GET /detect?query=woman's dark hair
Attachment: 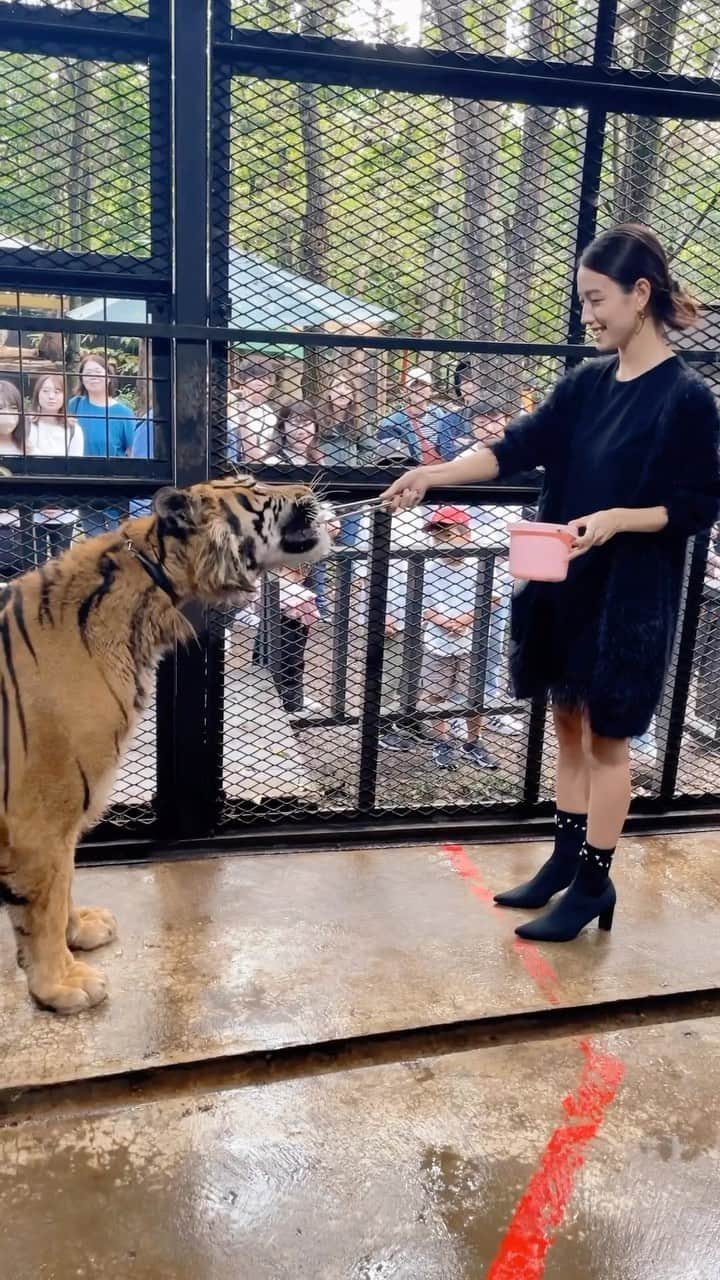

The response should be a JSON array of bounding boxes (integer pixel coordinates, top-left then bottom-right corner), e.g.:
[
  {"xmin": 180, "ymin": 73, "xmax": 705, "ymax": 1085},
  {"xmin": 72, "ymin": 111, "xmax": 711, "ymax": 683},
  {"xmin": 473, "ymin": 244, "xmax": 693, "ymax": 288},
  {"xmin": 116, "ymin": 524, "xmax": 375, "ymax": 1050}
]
[
  {"xmin": 275, "ymin": 399, "xmax": 320, "ymax": 460},
  {"xmin": 0, "ymin": 379, "xmax": 27, "ymax": 451},
  {"xmin": 76, "ymin": 352, "xmax": 118, "ymax": 398},
  {"xmin": 580, "ymin": 223, "xmax": 699, "ymax": 331}
]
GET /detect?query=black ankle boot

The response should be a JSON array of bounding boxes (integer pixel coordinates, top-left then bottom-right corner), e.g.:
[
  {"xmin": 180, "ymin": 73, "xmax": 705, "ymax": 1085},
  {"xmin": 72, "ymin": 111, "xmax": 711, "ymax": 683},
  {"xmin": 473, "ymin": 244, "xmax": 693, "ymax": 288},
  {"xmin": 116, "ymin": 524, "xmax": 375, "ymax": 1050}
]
[
  {"xmin": 514, "ymin": 877, "xmax": 615, "ymax": 942},
  {"xmin": 494, "ymin": 810, "xmax": 586, "ymax": 910},
  {"xmin": 514, "ymin": 841, "xmax": 616, "ymax": 942}
]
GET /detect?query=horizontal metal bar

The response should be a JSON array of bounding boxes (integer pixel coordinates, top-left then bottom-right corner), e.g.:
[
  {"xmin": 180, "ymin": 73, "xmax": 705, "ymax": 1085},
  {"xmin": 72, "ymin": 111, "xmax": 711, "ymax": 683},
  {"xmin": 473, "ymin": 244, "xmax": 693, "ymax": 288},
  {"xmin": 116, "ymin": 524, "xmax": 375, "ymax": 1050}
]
[
  {"xmin": 76, "ymin": 799, "xmax": 720, "ymax": 862},
  {"xmin": 0, "ymin": 465, "xmax": 170, "ymax": 491},
  {"xmin": 247, "ymin": 466, "xmax": 543, "ymax": 497},
  {"xmin": 0, "ymin": 313, "xmax": 587, "ymax": 352},
  {"xmin": 0, "ymin": 265, "xmax": 169, "ymax": 299},
  {"xmin": 221, "ymin": 32, "xmax": 720, "ymax": 121},
  {"xmin": 0, "ymin": 313, "xmax": 716, "ymax": 364},
  {"xmin": 0, "ymin": 6, "xmax": 165, "ymax": 55}
]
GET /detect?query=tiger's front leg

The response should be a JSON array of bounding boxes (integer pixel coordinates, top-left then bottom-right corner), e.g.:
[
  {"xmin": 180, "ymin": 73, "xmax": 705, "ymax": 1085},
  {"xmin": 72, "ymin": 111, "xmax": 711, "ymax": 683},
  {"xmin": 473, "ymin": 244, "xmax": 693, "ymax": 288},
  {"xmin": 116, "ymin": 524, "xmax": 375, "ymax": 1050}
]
[{"xmin": 3, "ymin": 842, "xmax": 108, "ymax": 1014}]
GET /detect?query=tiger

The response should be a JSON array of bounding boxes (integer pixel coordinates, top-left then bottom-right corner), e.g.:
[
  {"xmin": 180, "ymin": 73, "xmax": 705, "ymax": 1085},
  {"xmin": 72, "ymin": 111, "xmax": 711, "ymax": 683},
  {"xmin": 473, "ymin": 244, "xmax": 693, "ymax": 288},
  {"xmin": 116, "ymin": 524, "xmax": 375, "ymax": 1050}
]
[{"xmin": 0, "ymin": 476, "xmax": 331, "ymax": 1014}]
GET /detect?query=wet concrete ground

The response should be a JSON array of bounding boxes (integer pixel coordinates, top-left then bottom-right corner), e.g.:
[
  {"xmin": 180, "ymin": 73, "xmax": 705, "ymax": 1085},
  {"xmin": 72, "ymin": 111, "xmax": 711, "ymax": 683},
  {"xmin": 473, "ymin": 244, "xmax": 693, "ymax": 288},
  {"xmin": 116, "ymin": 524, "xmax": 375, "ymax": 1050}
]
[
  {"xmin": 1, "ymin": 835, "xmax": 720, "ymax": 1276},
  {"xmin": 2, "ymin": 833, "xmax": 719, "ymax": 1088}
]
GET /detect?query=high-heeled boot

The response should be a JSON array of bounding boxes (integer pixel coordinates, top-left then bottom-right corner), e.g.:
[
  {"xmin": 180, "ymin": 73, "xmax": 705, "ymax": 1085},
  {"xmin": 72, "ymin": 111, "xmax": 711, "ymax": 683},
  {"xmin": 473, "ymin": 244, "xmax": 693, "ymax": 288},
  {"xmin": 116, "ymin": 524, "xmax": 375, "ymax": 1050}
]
[
  {"xmin": 494, "ymin": 809, "xmax": 586, "ymax": 909},
  {"xmin": 515, "ymin": 841, "xmax": 616, "ymax": 942}
]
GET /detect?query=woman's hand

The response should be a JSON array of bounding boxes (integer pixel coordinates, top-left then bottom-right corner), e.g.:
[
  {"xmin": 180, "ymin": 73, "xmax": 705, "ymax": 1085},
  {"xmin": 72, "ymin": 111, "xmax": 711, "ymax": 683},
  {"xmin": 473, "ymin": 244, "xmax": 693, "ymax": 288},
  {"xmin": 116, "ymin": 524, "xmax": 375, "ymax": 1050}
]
[
  {"xmin": 568, "ymin": 509, "xmax": 624, "ymax": 559},
  {"xmin": 381, "ymin": 466, "xmax": 432, "ymax": 511}
]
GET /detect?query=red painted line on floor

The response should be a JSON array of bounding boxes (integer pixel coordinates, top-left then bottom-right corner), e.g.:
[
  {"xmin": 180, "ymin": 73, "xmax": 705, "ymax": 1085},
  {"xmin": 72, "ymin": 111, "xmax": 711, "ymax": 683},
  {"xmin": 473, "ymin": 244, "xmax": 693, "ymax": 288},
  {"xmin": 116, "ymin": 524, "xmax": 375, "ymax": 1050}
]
[
  {"xmin": 511, "ymin": 938, "xmax": 563, "ymax": 1007},
  {"xmin": 440, "ymin": 843, "xmax": 563, "ymax": 1004},
  {"xmin": 486, "ymin": 1039, "xmax": 625, "ymax": 1280},
  {"xmin": 441, "ymin": 841, "xmax": 495, "ymax": 904}
]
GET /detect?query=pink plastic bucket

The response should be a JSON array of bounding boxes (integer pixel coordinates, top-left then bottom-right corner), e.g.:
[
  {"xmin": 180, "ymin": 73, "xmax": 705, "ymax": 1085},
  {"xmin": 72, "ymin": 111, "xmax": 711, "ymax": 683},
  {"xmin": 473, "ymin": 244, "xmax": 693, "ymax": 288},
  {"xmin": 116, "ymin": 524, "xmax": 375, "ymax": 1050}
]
[{"xmin": 508, "ymin": 521, "xmax": 574, "ymax": 582}]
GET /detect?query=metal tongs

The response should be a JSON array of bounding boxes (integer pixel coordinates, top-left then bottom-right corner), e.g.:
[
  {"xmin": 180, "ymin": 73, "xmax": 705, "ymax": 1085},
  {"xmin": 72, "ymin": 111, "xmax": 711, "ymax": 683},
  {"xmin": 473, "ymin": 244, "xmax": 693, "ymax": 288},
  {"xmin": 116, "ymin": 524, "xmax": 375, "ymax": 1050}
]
[{"xmin": 325, "ymin": 496, "xmax": 390, "ymax": 521}]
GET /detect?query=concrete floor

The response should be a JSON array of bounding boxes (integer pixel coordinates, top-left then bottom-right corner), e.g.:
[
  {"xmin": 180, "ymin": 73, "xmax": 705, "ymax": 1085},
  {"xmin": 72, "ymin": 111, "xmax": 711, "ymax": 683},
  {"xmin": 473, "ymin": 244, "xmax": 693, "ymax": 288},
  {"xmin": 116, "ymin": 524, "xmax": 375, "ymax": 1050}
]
[
  {"xmin": 2, "ymin": 834, "xmax": 719, "ymax": 1089},
  {"xmin": 1, "ymin": 835, "xmax": 720, "ymax": 1277}
]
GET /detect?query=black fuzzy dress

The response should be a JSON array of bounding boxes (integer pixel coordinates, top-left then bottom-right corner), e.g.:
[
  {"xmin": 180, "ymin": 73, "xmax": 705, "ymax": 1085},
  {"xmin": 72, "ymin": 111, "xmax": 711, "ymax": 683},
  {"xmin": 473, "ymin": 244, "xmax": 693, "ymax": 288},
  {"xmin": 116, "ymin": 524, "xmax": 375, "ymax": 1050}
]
[{"xmin": 490, "ymin": 356, "xmax": 720, "ymax": 738}]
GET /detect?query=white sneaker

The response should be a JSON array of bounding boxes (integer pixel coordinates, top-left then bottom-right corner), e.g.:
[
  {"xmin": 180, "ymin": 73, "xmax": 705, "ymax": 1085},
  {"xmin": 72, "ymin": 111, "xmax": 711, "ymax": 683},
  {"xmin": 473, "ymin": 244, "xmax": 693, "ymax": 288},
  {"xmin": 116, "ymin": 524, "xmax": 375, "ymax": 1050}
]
[
  {"xmin": 288, "ymin": 700, "xmax": 322, "ymax": 720},
  {"xmin": 486, "ymin": 714, "xmax": 523, "ymax": 736},
  {"xmin": 232, "ymin": 608, "xmax": 259, "ymax": 628}
]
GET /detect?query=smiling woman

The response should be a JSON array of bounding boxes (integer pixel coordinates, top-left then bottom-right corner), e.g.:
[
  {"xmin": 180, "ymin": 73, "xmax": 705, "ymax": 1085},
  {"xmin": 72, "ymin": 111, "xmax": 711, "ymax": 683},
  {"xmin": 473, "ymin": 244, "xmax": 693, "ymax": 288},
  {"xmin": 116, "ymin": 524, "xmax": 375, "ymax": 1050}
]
[{"xmin": 383, "ymin": 223, "xmax": 720, "ymax": 944}]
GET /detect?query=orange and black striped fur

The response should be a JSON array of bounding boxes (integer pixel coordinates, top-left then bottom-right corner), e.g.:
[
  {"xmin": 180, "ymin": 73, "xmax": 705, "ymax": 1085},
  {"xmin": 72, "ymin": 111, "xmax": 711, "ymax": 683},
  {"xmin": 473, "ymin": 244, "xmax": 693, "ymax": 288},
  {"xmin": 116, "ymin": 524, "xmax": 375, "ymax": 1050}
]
[{"xmin": 0, "ymin": 476, "xmax": 330, "ymax": 1014}]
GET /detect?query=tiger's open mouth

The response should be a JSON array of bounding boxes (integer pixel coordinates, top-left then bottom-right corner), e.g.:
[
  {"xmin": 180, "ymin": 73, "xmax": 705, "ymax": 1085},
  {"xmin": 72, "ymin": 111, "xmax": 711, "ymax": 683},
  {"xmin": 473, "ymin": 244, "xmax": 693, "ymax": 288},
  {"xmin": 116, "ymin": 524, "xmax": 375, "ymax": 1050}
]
[
  {"xmin": 280, "ymin": 529, "xmax": 320, "ymax": 555},
  {"xmin": 278, "ymin": 499, "xmax": 324, "ymax": 558}
]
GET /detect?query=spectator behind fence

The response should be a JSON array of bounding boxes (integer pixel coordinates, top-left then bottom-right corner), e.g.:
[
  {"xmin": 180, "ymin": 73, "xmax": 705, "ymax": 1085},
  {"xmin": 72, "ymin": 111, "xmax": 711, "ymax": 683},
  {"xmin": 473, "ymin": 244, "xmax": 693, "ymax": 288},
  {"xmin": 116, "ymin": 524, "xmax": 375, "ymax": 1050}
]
[
  {"xmin": 69, "ymin": 354, "xmax": 133, "ymax": 538},
  {"xmin": 0, "ymin": 379, "xmax": 28, "ymax": 459},
  {"xmin": 28, "ymin": 373, "xmax": 82, "ymax": 559},
  {"xmin": 131, "ymin": 365, "xmax": 154, "ymax": 461},
  {"xmin": 129, "ymin": 380, "xmax": 154, "ymax": 518},
  {"xmin": 457, "ymin": 401, "xmax": 508, "ymax": 456},
  {"xmin": 29, "ymin": 373, "xmax": 84, "ymax": 459},
  {"xmin": 313, "ymin": 379, "xmax": 375, "ymax": 620},
  {"xmin": 420, "ymin": 507, "xmax": 499, "ymax": 772},
  {"xmin": 0, "ymin": 380, "xmax": 29, "ymax": 579},
  {"xmin": 316, "ymin": 378, "xmax": 369, "ymax": 468},
  {"xmin": 378, "ymin": 555, "xmax": 427, "ymax": 752},
  {"xmin": 265, "ymin": 400, "xmax": 328, "ymax": 613},
  {"xmin": 377, "ymin": 366, "xmax": 445, "ymax": 465},
  {"xmin": 226, "ymin": 359, "xmax": 277, "ymax": 465},
  {"xmin": 253, "ymin": 567, "xmax": 322, "ymax": 718},
  {"xmin": 68, "ymin": 354, "xmax": 134, "ymax": 458},
  {"xmin": 265, "ymin": 399, "xmax": 320, "ymax": 466}
]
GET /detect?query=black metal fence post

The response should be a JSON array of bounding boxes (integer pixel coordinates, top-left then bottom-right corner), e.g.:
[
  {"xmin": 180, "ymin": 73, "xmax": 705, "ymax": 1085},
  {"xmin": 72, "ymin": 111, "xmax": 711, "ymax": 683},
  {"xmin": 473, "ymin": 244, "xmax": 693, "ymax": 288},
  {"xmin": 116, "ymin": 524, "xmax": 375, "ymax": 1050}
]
[
  {"xmin": 357, "ymin": 508, "xmax": 392, "ymax": 811},
  {"xmin": 467, "ymin": 553, "xmax": 494, "ymax": 712},
  {"xmin": 331, "ymin": 551, "xmax": 353, "ymax": 718},
  {"xmin": 659, "ymin": 534, "xmax": 711, "ymax": 801},
  {"xmin": 565, "ymin": 0, "xmax": 618, "ymax": 353},
  {"xmin": 156, "ymin": 0, "xmax": 215, "ymax": 841},
  {"xmin": 399, "ymin": 555, "xmax": 425, "ymax": 718}
]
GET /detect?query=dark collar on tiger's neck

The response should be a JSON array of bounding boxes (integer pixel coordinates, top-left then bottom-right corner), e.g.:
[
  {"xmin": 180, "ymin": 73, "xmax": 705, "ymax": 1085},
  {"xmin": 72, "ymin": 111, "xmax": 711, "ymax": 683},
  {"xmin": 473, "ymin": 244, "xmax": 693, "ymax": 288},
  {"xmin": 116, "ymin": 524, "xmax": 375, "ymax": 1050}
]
[{"xmin": 124, "ymin": 538, "xmax": 179, "ymax": 606}]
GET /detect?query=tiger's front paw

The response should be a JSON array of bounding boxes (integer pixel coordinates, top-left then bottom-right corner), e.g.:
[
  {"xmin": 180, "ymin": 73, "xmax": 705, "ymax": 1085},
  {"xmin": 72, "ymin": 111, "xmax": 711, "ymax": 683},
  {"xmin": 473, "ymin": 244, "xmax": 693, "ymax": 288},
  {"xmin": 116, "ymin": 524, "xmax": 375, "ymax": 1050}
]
[
  {"xmin": 67, "ymin": 906, "xmax": 118, "ymax": 951},
  {"xmin": 30, "ymin": 959, "xmax": 108, "ymax": 1015}
]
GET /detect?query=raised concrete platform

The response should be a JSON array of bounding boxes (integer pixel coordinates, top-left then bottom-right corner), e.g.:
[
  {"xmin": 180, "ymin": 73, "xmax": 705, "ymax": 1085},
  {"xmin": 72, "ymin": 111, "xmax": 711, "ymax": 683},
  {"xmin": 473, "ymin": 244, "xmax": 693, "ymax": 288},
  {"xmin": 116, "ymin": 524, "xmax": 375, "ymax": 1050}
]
[{"xmin": 1, "ymin": 832, "xmax": 719, "ymax": 1089}]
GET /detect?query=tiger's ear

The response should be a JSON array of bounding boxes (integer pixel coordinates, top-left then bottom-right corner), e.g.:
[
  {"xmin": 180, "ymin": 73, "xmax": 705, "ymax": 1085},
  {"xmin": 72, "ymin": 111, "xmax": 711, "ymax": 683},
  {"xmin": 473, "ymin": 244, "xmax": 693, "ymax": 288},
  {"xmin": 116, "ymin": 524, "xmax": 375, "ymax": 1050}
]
[{"xmin": 153, "ymin": 486, "xmax": 202, "ymax": 538}]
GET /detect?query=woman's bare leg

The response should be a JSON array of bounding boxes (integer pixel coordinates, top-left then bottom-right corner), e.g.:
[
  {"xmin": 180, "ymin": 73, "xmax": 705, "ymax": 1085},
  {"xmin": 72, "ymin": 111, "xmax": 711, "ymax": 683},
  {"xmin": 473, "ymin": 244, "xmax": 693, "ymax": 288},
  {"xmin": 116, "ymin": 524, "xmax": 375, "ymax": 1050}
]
[
  {"xmin": 586, "ymin": 729, "xmax": 632, "ymax": 849},
  {"xmin": 553, "ymin": 704, "xmax": 590, "ymax": 813}
]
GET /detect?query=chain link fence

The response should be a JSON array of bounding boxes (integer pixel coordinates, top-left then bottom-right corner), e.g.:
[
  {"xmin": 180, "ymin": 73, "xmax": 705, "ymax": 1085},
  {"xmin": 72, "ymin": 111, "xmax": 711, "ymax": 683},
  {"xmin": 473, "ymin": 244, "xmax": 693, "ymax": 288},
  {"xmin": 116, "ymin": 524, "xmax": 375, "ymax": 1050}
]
[{"xmin": 0, "ymin": 1, "xmax": 718, "ymax": 851}]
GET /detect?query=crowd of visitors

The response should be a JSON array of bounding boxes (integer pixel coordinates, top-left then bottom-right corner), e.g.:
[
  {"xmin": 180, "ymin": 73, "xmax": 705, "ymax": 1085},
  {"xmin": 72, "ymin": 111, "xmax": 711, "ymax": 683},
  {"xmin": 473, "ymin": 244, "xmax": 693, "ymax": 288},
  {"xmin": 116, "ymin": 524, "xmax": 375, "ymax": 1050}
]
[{"xmin": 0, "ymin": 350, "xmax": 523, "ymax": 768}]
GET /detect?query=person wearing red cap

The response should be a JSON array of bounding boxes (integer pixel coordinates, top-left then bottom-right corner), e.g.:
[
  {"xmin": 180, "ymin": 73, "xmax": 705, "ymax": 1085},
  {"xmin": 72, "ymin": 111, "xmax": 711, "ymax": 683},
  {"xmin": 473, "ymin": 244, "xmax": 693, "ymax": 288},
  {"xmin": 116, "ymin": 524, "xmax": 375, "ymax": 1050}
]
[
  {"xmin": 420, "ymin": 507, "xmax": 499, "ymax": 771},
  {"xmin": 383, "ymin": 225, "xmax": 720, "ymax": 944}
]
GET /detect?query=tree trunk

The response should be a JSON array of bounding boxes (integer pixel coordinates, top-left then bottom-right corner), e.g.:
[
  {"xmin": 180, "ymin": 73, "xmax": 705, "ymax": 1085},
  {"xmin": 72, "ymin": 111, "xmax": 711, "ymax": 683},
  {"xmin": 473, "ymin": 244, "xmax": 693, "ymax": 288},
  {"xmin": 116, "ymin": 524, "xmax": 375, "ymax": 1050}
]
[
  {"xmin": 66, "ymin": 0, "xmax": 97, "ymax": 367},
  {"xmin": 502, "ymin": 1, "xmax": 555, "ymax": 342},
  {"xmin": 615, "ymin": 0, "xmax": 682, "ymax": 223},
  {"xmin": 421, "ymin": 129, "xmax": 455, "ymax": 372},
  {"xmin": 501, "ymin": 0, "xmax": 556, "ymax": 404},
  {"xmin": 297, "ymin": 83, "xmax": 330, "ymax": 283},
  {"xmin": 296, "ymin": 1, "xmax": 336, "ymax": 401},
  {"xmin": 431, "ymin": 1, "xmax": 508, "ymax": 343}
]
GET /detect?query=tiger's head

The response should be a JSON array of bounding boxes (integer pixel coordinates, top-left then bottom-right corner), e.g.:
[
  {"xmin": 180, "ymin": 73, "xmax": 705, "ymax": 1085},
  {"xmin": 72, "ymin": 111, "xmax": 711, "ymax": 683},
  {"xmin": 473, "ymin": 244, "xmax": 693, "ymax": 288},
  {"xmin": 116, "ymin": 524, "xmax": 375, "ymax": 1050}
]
[{"xmin": 141, "ymin": 475, "xmax": 331, "ymax": 605}]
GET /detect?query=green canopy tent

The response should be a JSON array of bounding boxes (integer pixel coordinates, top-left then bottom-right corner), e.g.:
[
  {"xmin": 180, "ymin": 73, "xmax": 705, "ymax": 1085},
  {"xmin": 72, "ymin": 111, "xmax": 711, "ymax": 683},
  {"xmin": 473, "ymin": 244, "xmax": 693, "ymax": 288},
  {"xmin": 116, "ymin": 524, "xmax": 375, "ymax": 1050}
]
[{"xmin": 68, "ymin": 249, "xmax": 397, "ymax": 335}]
